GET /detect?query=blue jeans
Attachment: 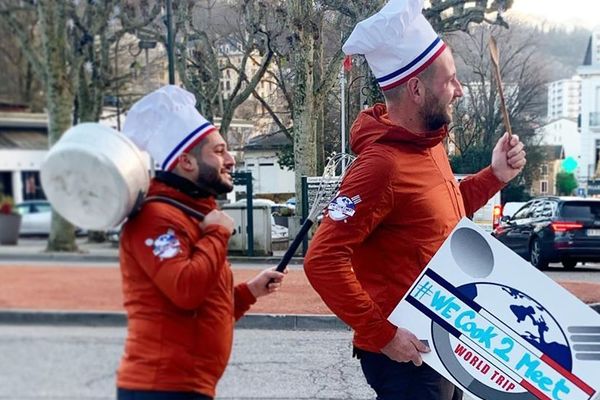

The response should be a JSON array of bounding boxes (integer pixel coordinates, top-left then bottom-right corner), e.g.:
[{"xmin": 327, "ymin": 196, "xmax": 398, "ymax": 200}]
[
  {"xmin": 356, "ymin": 348, "xmax": 463, "ymax": 400},
  {"xmin": 117, "ymin": 388, "xmax": 212, "ymax": 400}
]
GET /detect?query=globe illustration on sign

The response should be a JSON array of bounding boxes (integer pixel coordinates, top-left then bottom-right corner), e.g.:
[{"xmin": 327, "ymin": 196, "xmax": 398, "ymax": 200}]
[{"xmin": 457, "ymin": 282, "xmax": 572, "ymax": 371}]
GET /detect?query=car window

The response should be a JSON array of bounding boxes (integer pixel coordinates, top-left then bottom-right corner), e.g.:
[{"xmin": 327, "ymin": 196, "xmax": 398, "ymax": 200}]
[
  {"xmin": 561, "ymin": 202, "xmax": 600, "ymax": 220},
  {"xmin": 512, "ymin": 202, "xmax": 532, "ymax": 220},
  {"xmin": 540, "ymin": 201, "xmax": 554, "ymax": 218},
  {"xmin": 530, "ymin": 201, "xmax": 545, "ymax": 219}
]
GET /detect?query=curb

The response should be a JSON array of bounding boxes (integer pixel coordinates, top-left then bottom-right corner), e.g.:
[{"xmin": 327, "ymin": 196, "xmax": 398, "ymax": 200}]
[
  {"xmin": 0, "ymin": 253, "xmax": 304, "ymax": 265},
  {"xmin": 229, "ymin": 256, "xmax": 304, "ymax": 265},
  {"xmin": 2, "ymin": 306, "xmax": 599, "ymax": 329},
  {"xmin": 0, "ymin": 310, "xmax": 126, "ymax": 326},
  {"xmin": 0, "ymin": 253, "xmax": 120, "ymax": 263},
  {"xmin": 236, "ymin": 314, "xmax": 348, "ymax": 331},
  {"xmin": 0, "ymin": 310, "xmax": 347, "ymax": 331}
]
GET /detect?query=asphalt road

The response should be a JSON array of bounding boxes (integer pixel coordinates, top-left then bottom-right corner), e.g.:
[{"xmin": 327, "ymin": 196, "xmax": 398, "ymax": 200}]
[
  {"xmin": 544, "ymin": 262, "xmax": 600, "ymax": 283},
  {"xmin": 0, "ymin": 325, "xmax": 374, "ymax": 400}
]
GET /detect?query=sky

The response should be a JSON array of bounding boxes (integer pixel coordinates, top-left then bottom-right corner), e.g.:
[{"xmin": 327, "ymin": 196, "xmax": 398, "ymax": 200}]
[{"xmin": 507, "ymin": 0, "xmax": 600, "ymax": 30}]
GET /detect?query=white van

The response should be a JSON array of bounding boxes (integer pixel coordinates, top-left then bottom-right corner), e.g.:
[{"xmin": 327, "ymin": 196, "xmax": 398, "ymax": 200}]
[
  {"xmin": 501, "ymin": 201, "xmax": 527, "ymax": 219},
  {"xmin": 454, "ymin": 174, "xmax": 502, "ymax": 233}
]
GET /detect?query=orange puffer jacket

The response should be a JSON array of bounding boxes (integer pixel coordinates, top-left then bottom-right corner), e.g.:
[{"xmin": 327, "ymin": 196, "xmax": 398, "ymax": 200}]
[
  {"xmin": 305, "ymin": 104, "xmax": 505, "ymax": 353},
  {"xmin": 117, "ymin": 178, "xmax": 255, "ymax": 398}
]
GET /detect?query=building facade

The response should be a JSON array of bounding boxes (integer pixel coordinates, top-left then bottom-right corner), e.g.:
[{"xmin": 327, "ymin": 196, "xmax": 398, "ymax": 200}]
[
  {"xmin": 239, "ymin": 132, "xmax": 295, "ymax": 200},
  {"xmin": 530, "ymin": 146, "xmax": 565, "ymax": 197},
  {"xmin": 547, "ymin": 77, "xmax": 581, "ymax": 121},
  {"xmin": 536, "ymin": 118, "xmax": 579, "ymax": 160},
  {"xmin": 577, "ymin": 28, "xmax": 600, "ymax": 190}
]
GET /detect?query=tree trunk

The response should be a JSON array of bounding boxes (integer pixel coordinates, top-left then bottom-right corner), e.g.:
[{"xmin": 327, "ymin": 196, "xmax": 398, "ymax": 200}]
[
  {"xmin": 78, "ymin": 33, "xmax": 109, "ymax": 243},
  {"xmin": 39, "ymin": 0, "xmax": 77, "ymax": 251},
  {"xmin": 288, "ymin": 0, "xmax": 317, "ymax": 215},
  {"xmin": 314, "ymin": 19, "xmax": 325, "ymax": 175}
]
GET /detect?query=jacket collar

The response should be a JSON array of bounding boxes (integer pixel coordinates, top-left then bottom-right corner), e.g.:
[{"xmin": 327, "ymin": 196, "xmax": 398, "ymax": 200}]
[{"xmin": 155, "ymin": 171, "xmax": 217, "ymax": 198}]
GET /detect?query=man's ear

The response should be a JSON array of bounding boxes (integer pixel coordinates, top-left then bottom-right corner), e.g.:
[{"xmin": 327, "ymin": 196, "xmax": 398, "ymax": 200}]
[
  {"xmin": 177, "ymin": 153, "xmax": 196, "ymax": 172},
  {"xmin": 406, "ymin": 77, "xmax": 426, "ymax": 105}
]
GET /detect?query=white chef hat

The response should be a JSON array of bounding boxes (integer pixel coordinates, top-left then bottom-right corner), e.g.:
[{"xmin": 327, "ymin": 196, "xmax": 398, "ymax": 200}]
[
  {"xmin": 342, "ymin": 0, "xmax": 446, "ymax": 91},
  {"xmin": 122, "ymin": 85, "xmax": 217, "ymax": 171}
]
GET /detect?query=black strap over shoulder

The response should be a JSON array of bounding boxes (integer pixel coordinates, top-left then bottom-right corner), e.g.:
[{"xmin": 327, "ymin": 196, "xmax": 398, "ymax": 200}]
[
  {"xmin": 128, "ymin": 192, "xmax": 235, "ymax": 235},
  {"xmin": 143, "ymin": 196, "xmax": 206, "ymax": 222},
  {"xmin": 127, "ymin": 191, "xmax": 205, "ymax": 222}
]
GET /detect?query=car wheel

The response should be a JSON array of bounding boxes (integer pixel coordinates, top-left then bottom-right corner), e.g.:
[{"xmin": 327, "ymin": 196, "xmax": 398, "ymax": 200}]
[
  {"xmin": 561, "ymin": 260, "xmax": 577, "ymax": 270},
  {"xmin": 529, "ymin": 237, "xmax": 549, "ymax": 270}
]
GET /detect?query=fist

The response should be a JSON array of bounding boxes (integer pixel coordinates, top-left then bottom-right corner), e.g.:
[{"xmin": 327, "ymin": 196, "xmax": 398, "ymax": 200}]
[{"xmin": 201, "ymin": 210, "xmax": 234, "ymax": 232}]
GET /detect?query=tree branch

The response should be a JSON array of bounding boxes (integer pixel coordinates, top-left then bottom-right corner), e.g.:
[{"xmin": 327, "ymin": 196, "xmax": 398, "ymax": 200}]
[{"xmin": 252, "ymin": 89, "xmax": 292, "ymax": 140}]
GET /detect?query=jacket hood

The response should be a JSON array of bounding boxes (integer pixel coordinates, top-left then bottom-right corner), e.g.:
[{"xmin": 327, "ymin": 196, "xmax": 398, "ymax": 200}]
[{"xmin": 349, "ymin": 103, "xmax": 448, "ymax": 155}]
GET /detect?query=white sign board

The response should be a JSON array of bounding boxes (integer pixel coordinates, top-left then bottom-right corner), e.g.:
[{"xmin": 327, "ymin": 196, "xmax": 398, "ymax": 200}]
[{"xmin": 389, "ymin": 218, "xmax": 600, "ymax": 400}]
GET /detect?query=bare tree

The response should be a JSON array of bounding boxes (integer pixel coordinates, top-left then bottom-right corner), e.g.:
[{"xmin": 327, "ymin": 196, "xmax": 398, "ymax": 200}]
[
  {"xmin": 0, "ymin": 1, "xmax": 83, "ymax": 251},
  {"xmin": 448, "ymin": 23, "xmax": 549, "ymax": 199},
  {"xmin": 0, "ymin": 0, "xmax": 160, "ymax": 250},
  {"xmin": 283, "ymin": 0, "xmax": 384, "ymax": 211},
  {"xmin": 0, "ymin": 12, "xmax": 44, "ymax": 110},
  {"xmin": 172, "ymin": 0, "xmax": 282, "ymax": 142}
]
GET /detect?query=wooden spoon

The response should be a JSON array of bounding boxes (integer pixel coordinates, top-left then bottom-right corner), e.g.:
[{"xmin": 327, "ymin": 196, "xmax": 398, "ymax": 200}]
[{"xmin": 489, "ymin": 36, "xmax": 513, "ymax": 139}]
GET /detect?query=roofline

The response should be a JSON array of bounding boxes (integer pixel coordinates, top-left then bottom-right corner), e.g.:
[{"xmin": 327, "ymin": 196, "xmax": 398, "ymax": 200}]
[{"xmin": 0, "ymin": 112, "xmax": 48, "ymax": 129}]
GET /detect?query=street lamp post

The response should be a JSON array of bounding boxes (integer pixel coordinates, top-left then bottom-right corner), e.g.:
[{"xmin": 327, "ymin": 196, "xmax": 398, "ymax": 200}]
[
  {"xmin": 166, "ymin": 0, "xmax": 175, "ymax": 85},
  {"xmin": 339, "ymin": 65, "xmax": 347, "ymax": 157}
]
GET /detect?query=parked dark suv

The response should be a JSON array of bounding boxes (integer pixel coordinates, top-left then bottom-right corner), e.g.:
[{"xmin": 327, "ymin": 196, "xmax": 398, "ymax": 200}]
[{"xmin": 492, "ymin": 196, "xmax": 600, "ymax": 269}]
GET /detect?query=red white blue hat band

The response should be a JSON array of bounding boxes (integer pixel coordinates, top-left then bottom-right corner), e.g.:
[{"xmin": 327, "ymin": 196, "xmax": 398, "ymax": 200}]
[
  {"xmin": 377, "ymin": 37, "xmax": 446, "ymax": 90},
  {"xmin": 161, "ymin": 122, "xmax": 216, "ymax": 171}
]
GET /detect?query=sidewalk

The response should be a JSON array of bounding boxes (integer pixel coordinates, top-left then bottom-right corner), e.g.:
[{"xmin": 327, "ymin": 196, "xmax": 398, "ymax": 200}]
[
  {"xmin": 0, "ymin": 237, "xmax": 303, "ymax": 264},
  {"xmin": 1, "ymin": 239, "xmax": 599, "ymax": 328}
]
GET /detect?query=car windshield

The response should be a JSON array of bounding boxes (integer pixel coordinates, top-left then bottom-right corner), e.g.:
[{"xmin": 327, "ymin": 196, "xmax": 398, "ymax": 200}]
[
  {"xmin": 561, "ymin": 202, "xmax": 600, "ymax": 220},
  {"xmin": 15, "ymin": 202, "xmax": 51, "ymax": 215},
  {"xmin": 33, "ymin": 203, "xmax": 52, "ymax": 213}
]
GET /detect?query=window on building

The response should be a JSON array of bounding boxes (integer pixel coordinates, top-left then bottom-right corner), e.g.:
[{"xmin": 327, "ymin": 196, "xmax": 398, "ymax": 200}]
[
  {"xmin": 595, "ymin": 140, "xmax": 600, "ymax": 170},
  {"xmin": 541, "ymin": 164, "xmax": 548, "ymax": 176},
  {"xmin": 540, "ymin": 180, "xmax": 548, "ymax": 194},
  {"xmin": 21, "ymin": 171, "xmax": 44, "ymax": 200},
  {"xmin": 226, "ymin": 81, "xmax": 230, "ymax": 90}
]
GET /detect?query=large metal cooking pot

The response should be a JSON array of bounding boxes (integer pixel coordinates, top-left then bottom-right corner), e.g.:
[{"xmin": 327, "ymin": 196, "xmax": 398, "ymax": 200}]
[{"xmin": 41, "ymin": 123, "xmax": 150, "ymax": 230}]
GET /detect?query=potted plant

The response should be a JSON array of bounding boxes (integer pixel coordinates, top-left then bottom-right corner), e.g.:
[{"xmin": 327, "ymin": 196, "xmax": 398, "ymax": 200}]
[{"xmin": 0, "ymin": 195, "xmax": 22, "ymax": 245}]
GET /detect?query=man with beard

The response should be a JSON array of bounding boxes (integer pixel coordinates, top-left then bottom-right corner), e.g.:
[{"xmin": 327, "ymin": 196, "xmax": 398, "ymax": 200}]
[
  {"xmin": 116, "ymin": 85, "xmax": 285, "ymax": 400},
  {"xmin": 304, "ymin": 0, "xmax": 526, "ymax": 399}
]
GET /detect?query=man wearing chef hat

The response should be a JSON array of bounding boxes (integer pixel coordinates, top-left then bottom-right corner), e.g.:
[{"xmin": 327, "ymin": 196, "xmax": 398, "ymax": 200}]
[
  {"xmin": 115, "ymin": 85, "xmax": 286, "ymax": 400},
  {"xmin": 304, "ymin": 0, "xmax": 526, "ymax": 399}
]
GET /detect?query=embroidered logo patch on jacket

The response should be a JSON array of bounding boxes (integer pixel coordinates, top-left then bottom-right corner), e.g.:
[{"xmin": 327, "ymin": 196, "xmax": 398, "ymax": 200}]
[
  {"xmin": 145, "ymin": 229, "xmax": 181, "ymax": 259},
  {"xmin": 327, "ymin": 195, "xmax": 362, "ymax": 222}
]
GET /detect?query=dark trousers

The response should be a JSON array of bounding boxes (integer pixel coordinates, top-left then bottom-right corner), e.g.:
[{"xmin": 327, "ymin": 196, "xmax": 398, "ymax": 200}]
[
  {"xmin": 117, "ymin": 388, "xmax": 212, "ymax": 400},
  {"xmin": 356, "ymin": 348, "xmax": 463, "ymax": 400}
]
